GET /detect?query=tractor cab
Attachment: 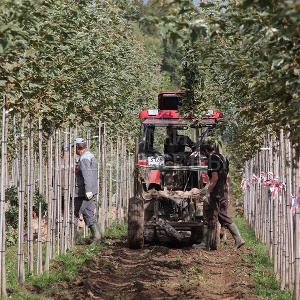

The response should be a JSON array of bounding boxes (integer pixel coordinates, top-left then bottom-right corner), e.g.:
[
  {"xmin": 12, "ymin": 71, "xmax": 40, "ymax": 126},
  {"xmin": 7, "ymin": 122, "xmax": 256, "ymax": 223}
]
[{"xmin": 137, "ymin": 91, "xmax": 223, "ymax": 191}]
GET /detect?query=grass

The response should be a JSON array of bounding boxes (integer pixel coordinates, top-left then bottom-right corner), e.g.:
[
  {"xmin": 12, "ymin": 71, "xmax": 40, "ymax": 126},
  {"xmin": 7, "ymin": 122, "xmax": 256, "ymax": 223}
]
[
  {"xmin": 104, "ymin": 221, "xmax": 128, "ymax": 239},
  {"xmin": 5, "ymin": 222, "xmax": 128, "ymax": 299},
  {"xmin": 234, "ymin": 217, "xmax": 292, "ymax": 300}
]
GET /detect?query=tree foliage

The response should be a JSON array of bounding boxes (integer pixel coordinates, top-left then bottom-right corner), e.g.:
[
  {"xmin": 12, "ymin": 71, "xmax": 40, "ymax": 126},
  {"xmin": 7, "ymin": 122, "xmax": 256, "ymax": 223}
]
[
  {"xmin": 0, "ymin": 0, "xmax": 162, "ymax": 139},
  {"xmin": 161, "ymin": 0, "xmax": 300, "ymax": 167}
]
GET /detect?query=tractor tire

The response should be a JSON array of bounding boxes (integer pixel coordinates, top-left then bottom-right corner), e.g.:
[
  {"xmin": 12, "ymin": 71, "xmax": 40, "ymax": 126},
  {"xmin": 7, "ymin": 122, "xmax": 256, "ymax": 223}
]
[
  {"xmin": 210, "ymin": 222, "xmax": 221, "ymax": 250},
  {"xmin": 128, "ymin": 197, "xmax": 144, "ymax": 249}
]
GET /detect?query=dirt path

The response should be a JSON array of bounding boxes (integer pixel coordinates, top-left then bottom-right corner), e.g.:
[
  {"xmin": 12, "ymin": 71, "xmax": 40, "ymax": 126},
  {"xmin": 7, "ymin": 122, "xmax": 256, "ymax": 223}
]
[{"xmin": 55, "ymin": 233, "xmax": 260, "ymax": 300}]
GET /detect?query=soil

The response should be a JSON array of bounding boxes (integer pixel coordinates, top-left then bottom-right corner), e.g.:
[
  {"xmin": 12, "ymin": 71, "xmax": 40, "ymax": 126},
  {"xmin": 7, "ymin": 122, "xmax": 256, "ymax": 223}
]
[
  {"xmin": 46, "ymin": 197, "xmax": 260, "ymax": 300},
  {"xmin": 52, "ymin": 236, "xmax": 260, "ymax": 300}
]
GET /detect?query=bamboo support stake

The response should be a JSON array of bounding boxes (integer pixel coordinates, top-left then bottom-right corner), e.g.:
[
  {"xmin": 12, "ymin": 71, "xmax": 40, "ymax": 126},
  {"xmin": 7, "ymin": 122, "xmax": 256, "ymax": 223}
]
[
  {"xmin": 55, "ymin": 130, "xmax": 60, "ymax": 256},
  {"xmin": 288, "ymin": 134, "xmax": 294, "ymax": 290},
  {"xmin": 84, "ymin": 128, "xmax": 91, "ymax": 237},
  {"xmin": 243, "ymin": 162, "xmax": 247, "ymax": 221},
  {"xmin": 257, "ymin": 152, "xmax": 261, "ymax": 240},
  {"xmin": 1, "ymin": 214, "xmax": 6, "ymax": 296},
  {"xmin": 276, "ymin": 138, "xmax": 281, "ymax": 277},
  {"xmin": 269, "ymin": 137, "xmax": 274, "ymax": 260},
  {"xmin": 63, "ymin": 128, "xmax": 69, "ymax": 254},
  {"xmin": 26, "ymin": 122, "xmax": 32, "ymax": 274},
  {"xmin": 67, "ymin": 128, "xmax": 72, "ymax": 249},
  {"xmin": 119, "ymin": 140, "xmax": 123, "ymax": 222},
  {"xmin": 58, "ymin": 129, "xmax": 65, "ymax": 251},
  {"xmin": 263, "ymin": 136, "xmax": 268, "ymax": 244},
  {"xmin": 29, "ymin": 125, "xmax": 35, "ymax": 271},
  {"xmin": 268, "ymin": 150, "xmax": 271, "ymax": 253},
  {"xmin": 254, "ymin": 153, "xmax": 259, "ymax": 238},
  {"xmin": 45, "ymin": 136, "xmax": 53, "ymax": 272},
  {"xmin": 0, "ymin": 112, "xmax": 6, "ymax": 291},
  {"xmin": 126, "ymin": 151, "xmax": 130, "ymax": 218},
  {"xmin": 101, "ymin": 124, "xmax": 107, "ymax": 234},
  {"xmin": 273, "ymin": 138, "xmax": 278, "ymax": 276},
  {"xmin": 248, "ymin": 159, "xmax": 253, "ymax": 226},
  {"xmin": 51, "ymin": 133, "xmax": 57, "ymax": 259},
  {"xmin": 120, "ymin": 139, "xmax": 124, "ymax": 222},
  {"xmin": 17, "ymin": 114, "xmax": 25, "ymax": 282},
  {"xmin": 37, "ymin": 117, "xmax": 43, "ymax": 275},
  {"xmin": 109, "ymin": 142, "xmax": 113, "ymax": 226},
  {"xmin": 123, "ymin": 141, "xmax": 127, "ymax": 223},
  {"xmin": 104, "ymin": 127, "xmax": 108, "ymax": 228},
  {"xmin": 71, "ymin": 127, "xmax": 77, "ymax": 246},
  {"xmin": 285, "ymin": 133, "xmax": 292, "ymax": 289},
  {"xmin": 116, "ymin": 137, "xmax": 120, "ymax": 222},
  {"xmin": 279, "ymin": 130, "xmax": 286, "ymax": 289},
  {"xmin": 26, "ymin": 121, "xmax": 34, "ymax": 274},
  {"xmin": 294, "ymin": 143, "xmax": 300, "ymax": 300},
  {"xmin": 96, "ymin": 122, "xmax": 101, "ymax": 224},
  {"xmin": 57, "ymin": 130, "xmax": 63, "ymax": 254},
  {"xmin": 0, "ymin": 103, "xmax": 8, "ymax": 296}
]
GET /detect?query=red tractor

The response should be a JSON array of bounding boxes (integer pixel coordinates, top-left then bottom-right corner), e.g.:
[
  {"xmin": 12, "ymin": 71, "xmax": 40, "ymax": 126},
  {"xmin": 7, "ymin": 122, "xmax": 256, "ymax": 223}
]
[{"xmin": 128, "ymin": 91, "xmax": 223, "ymax": 249}]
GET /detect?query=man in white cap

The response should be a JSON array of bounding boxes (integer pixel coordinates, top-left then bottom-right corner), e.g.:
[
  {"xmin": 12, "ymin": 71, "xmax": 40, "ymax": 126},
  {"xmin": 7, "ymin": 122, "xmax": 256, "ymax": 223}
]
[{"xmin": 74, "ymin": 138, "xmax": 101, "ymax": 244}]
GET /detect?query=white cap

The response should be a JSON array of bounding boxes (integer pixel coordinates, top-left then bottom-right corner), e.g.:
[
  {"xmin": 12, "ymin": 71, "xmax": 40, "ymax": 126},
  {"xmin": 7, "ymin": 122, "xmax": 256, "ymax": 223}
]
[{"xmin": 75, "ymin": 138, "xmax": 86, "ymax": 145}]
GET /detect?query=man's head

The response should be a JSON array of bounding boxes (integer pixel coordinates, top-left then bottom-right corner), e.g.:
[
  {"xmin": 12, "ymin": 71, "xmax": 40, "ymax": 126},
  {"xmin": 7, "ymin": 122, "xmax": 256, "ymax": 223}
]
[
  {"xmin": 201, "ymin": 142, "xmax": 215, "ymax": 157},
  {"xmin": 75, "ymin": 138, "xmax": 87, "ymax": 156}
]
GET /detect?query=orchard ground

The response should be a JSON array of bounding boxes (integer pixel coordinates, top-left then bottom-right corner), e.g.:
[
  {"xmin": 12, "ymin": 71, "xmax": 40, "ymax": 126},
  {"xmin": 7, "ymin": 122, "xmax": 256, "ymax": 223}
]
[{"xmin": 8, "ymin": 200, "xmax": 291, "ymax": 300}]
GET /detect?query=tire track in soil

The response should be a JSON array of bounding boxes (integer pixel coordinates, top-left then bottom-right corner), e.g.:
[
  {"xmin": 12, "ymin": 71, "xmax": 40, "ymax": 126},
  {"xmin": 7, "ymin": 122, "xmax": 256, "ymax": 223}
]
[{"xmin": 54, "ymin": 235, "xmax": 261, "ymax": 300}]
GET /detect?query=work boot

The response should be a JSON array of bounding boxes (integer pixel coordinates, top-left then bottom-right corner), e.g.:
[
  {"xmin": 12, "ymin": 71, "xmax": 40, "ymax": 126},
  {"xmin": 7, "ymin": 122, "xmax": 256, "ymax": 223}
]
[
  {"xmin": 73, "ymin": 219, "xmax": 81, "ymax": 245},
  {"xmin": 192, "ymin": 225, "xmax": 208, "ymax": 249},
  {"xmin": 89, "ymin": 223, "xmax": 102, "ymax": 244},
  {"xmin": 206, "ymin": 228, "xmax": 215, "ymax": 251},
  {"xmin": 227, "ymin": 223, "xmax": 245, "ymax": 249},
  {"xmin": 220, "ymin": 226, "xmax": 227, "ymax": 242}
]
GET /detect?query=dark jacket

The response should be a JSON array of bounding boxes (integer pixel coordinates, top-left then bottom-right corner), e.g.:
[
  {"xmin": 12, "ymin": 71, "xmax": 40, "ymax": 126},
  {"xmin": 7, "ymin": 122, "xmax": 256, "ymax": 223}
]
[{"xmin": 207, "ymin": 153, "xmax": 229, "ymax": 195}]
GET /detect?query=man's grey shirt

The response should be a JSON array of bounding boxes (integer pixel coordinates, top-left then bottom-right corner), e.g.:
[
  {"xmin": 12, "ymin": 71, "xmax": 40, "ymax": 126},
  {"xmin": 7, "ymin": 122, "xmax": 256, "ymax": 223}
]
[{"xmin": 75, "ymin": 150, "xmax": 98, "ymax": 198}]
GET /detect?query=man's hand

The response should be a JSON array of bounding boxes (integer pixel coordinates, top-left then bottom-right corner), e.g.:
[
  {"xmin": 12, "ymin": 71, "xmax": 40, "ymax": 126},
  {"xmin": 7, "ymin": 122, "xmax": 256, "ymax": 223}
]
[
  {"xmin": 190, "ymin": 151, "xmax": 200, "ymax": 158},
  {"xmin": 86, "ymin": 192, "xmax": 93, "ymax": 200},
  {"xmin": 204, "ymin": 192, "xmax": 210, "ymax": 204}
]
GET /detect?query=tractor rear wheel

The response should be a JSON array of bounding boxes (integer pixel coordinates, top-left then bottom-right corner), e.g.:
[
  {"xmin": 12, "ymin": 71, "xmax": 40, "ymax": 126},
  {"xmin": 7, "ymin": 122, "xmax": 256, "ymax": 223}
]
[
  {"xmin": 210, "ymin": 222, "xmax": 221, "ymax": 250},
  {"xmin": 128, "ymin": 197, "xmax": 144, "ymax": 249}
]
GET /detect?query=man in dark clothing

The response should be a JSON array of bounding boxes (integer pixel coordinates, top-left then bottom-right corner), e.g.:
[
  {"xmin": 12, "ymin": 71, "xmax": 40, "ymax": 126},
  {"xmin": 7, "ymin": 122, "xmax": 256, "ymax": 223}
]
[
  {"xmin": 164, "ymin": 126, "xmax": 195, "ymax": 154},
  {"xmin": 74, "ymin": 138, "xmax": 101, "ymax": 244},
  {"xmin": 193, "ymin": 142, "xmax": 244, "ymax": 250}
]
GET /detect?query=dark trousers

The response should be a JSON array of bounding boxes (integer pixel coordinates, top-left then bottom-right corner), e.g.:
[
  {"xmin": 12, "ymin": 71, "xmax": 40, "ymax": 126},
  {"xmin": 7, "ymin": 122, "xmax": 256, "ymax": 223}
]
[
  {"xmin": 204, "ymin": 190, "xmax": 233, "ymax": 229},
  {"xmin": 74, "ymin": 196, "xmax": 96, "ymax": 227}
]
